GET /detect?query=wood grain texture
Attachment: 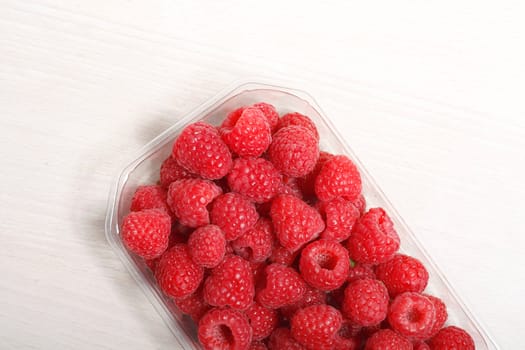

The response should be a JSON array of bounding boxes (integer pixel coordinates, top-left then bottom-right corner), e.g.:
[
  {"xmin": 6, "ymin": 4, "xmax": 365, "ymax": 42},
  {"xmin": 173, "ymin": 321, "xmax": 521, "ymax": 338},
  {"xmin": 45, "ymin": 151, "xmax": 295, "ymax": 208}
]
[{"xmin": 1, "ymin": 0, "xmax": 524, "ymax": 349}]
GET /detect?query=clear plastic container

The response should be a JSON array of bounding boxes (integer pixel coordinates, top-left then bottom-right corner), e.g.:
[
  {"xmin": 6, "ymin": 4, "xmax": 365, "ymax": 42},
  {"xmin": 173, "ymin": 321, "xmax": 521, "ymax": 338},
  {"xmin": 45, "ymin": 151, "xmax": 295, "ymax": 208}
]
[{"xmin": 105, "ymin": 81, "xmax": 499, "ymax": 349}]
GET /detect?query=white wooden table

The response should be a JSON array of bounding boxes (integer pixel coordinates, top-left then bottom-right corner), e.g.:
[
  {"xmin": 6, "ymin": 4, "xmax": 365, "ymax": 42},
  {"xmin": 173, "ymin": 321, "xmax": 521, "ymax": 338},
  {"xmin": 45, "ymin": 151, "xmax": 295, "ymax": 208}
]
[{"xmin": 1, "ymin": 1, "xmax": 523, "ymax": 348}]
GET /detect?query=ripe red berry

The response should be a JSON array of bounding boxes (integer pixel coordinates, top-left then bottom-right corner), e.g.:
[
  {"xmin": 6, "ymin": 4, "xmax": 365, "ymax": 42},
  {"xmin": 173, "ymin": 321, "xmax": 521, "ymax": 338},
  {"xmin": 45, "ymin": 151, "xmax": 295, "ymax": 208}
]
[
  {"xmin": 268, "ymin": 328, "xmax": 306, "ymax": 350},
  {"xmin": 346, "ymin": 208, "xmax": 400, "ymax": 264},
  {"xmin": 155, "ymin": 244, "xmax": 204, "ymax": 299},
  {"xmin": 351, "ymin": 194, "xmax": 366, "ymax": 214},
  {"xmin": 159, "ymin": 156, "xmax": 194, "ymax": 188},
  {"xmin": 173, "ymin": 286, "xmax": 210, "ymax": 322},
  {"xmin": 198, "ymin": 308, "xmax": 252, "ymax": 350},
  {"xmin": 317, "ymin": 198, "xmax": 360, "ymax": 242},
  {"xmin": 315, "ymin": 155, "xmax": 362, "ymax": 202},
  {"xmin": 299, "ymin": 239, "xmax": 350, "ymax": 291},
  {"xmin": 245, "ymin": 302, "xmax": 279, "ymax": 341},
  {"xmin": 167, "ymin": 179, "xmax": 222, "ymax": 228},
  {"xmin": 227, "ymin": 157, "xmax": 281, "ymax": 203},
  {"xmin": 252, "ymin": 102, "xmax": 279, "ymax": 131},
  {"xmin": 121, "ymin": 209, "xmax": 171, "ymax": 259},
  {"xmin": 364, "ymin": 329, "xmax": 412, "ymax": 350},
  {"xmin": 221, "ymin": 107, "xmax": 272, "ymax": 157},
  {"xmin": 172, "ymin": 122, "xmax": 232, "ymax": 180},
  {"xmin": 290, "ymin": 304, "xmax": 343, "ymax": 350},
  {"xmin": 424, "ymin": 294, "xmax": 448, "ymax": 338},
  {"xmin": 232, "ymin": 218, "xmax": 274, "ymax": 263},
  {"xmin": 347, "ymin": 261, "xmax": 376, "ymax": 283},
  {"xmin": 130, "ymin": 185, "xmax": 171, "ymax": 214},
  {"xmin": 342, "ymin": 279, "xmax": 389, "ymax": 327},
  {"xmin": 298, "ymin": 151, "xmax": 334, "ymax": 198},
  {"xmin": 414, "ymin": 341, "xmax": 431, "ymax": 350},
  {"xmin": 249, "ymin": 341, "xmax": 268, "ymax": 350},
  {"xmin": 269, "ymin": 244, "xmax": 300, "ymax": 266},
  {"xmin": 388, "ymin": 292, "xmax": 436, "ymax": 339},
  {"xmin": 257, "ymin": 263, "xmax": 306, "ymax": 309},
  {"xmin": 270, "ymin": 194, "xmax": 325, "ymax": 252},
  {"xmin": 204, "ymin": 255, "xmax": 254, "ymax": 310},
  {"xmin": 280, "ymin": 284, "xmax": 327, "ymax": 319},
  {"xmin": 187, "ymin": 225, "xmax": 226, "ymax": 268},
  {"xmin": 376, "ymin": 254, "xmax": 429, "ymax": 297},
  {"xmin": 333, "ymin": 319, "xmax": 361, "ymax": 350},
  {"xmin": 428, "ymin": 326, "xmax": 475, "ymax": 350},
  {"xmin": 276, "ymin": 112, "xmax": 319, "ymax": 140},
  {"xmin": 269, "ymin": 125, "xmax": 319, "ymax": 177},
  {"xmin": 210, "ymin": 192, "xmax": 259, "ymax": 241}
]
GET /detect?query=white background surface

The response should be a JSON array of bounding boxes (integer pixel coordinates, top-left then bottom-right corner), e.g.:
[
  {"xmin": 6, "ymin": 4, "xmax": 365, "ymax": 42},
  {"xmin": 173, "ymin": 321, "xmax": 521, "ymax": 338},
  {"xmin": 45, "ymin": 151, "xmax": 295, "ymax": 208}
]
[{"xmin": 1, "ymin": 0, "xmax": 523, "ymax": 349}]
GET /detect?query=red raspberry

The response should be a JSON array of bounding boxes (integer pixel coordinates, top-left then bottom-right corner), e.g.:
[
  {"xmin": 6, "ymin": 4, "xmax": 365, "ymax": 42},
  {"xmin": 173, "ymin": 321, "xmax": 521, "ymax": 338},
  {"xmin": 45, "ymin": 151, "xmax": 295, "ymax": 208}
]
[
  {"xmin": 187, "ymin": 225, "xmax": 226, "ymax": 268},
  {"xmin": 428, "ymin": 326, "xmax": 475, "ymax": 350},
  {"xmin": 227, "ymin": 157, "xmax": 281, "ymax": 203},
  {"xmin": 376, "ymin": 254, "xmax": 429, "ymax": 297},
  {"xmin": 346, "ymin": 208, "xmax": 400, "ymax": 264},
  {"xmin": 204, "ymin": 255, "xmax": 254, "ymax": 310},
  {"xmin": 222, "ymin": 106, "xmax": 246, "ymax": 128},
  {"xmin": 414, "ymin": 341, "xmax": 431, "ymax": 350},
  {"xmin": 245, "ymin": 302, "xmax": 279, "ymax": 341},
  {"xmin": 298, "ymin": 151, "xmax": 334, "ymax": 198},
  {"xmin": 155, "ymin": 244, "xmax": 204, "ymax": 299},
  {"xmin": 269, "ymin": 126, "xmax": 319, "ymax": 177},
  {"xmin": 278, "ymin": 176, "xmax": 303, "ymax": 198},
  {"xmin": 299, "ymin": 239, "xmax": 350, "ymax": 291},
  {"xmin": 221, "ymin": 107, "xmax": 272, "ymax": 157},
  {"xmin": 333, "ymin": 320, "xmax": 361, "ymax": 350},
  {"xmin": 269, "ymin": 244, "xmax": 299, "ymax": 266},
  {"xmin": 317, "ymin": 198, "xmax": 360, "ymax": 242},
  {"xmin": 159, "ymin": 156, "xmax": 194, "ymax": 188},
  {"xmin": 172, "ymin": 122, "xmax": 232, "ymax": 180},
  {"xmin": 173, "ymin": 286, "xmax": 210, "ymax": 322},
  {"xmin": 268, "ymin": 328, "xmax": 306, "ymax": 350},
  {"xmin": 342, "ymin": 279, "xmax": 389, "ymax": 326},
  {"xmin": 281, "ymin": 284, "xmax": 327, "ymax": 319},
  {"xmin": 315, "ymin": 155, "xmax": 362, "ymax": 202},
  {"xmin": 249, "ymin": 341, "xmax": 268, "ymax": 350},
  {"xmin": 257, "ymin": 263, "xmax": 306, "ymax": 309},
  {"xmin": 167, "ymin": 179, "xmax": 222, "ymax": 228},
  {"xmin": 121, "ymin": 209, "xmax": 171, "ymax": 259},
  {"xmin": 347, "ymin": 261, "xmax": 376, "ymax": 283},
  {"xmin": 388, "ymin": 292, "xmax": 436, "ymax": 339},
  {"xmin": 270, "ymin": 194, "xmax": 325, "ymax": 252},
  {"xmin": 130, "ymin": 185, "xmax": 171, "ymax": 214},
  {"xmin": 364, "ymin": 329, "xmax": 412, "ymax": 350},
  {"xmin": 290, "ymin": 304, "xmax": 343, "ymax": 350},
  {"xmin": 211, "ymin": 193, "xmax": 259, "ymax": 240},
  {"xmin": 424, "ymin": 295, "xmax": 448, "ymax": 338},
  {"xmin": 276, "ymin": 112, "xmax": 319, "ymax": 140},
  {"xmin": 198, "ymin": 308, "xmax": 252, "ymax": 350},
  {"xmin": 232, "ymin": 218, "xmax": 274, "ymax": 263},
  {"xmin": 252, "ymin": 102, "xmax": 279, "ymax": 131},
  {"xmin": 352, "ymin": 194, "xmax": 367, "ymax": 214}
]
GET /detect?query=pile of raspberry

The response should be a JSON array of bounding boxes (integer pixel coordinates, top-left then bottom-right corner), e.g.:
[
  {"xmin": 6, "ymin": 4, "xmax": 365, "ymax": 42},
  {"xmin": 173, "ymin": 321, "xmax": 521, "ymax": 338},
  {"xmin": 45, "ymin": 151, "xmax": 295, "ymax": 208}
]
[{"xmin": 121, "ymin": 103, "xmax": 475, "ymax": 350}]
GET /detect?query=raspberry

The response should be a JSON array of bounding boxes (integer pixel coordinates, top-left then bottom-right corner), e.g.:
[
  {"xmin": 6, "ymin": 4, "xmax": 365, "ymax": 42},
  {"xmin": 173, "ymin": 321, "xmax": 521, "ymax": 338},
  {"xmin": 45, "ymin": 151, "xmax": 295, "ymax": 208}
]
[
  {"xmin": 268, "ymin": 328, "xmax": 306, "ymax": 350},
  {"xmin": 249, "ymin": 341, "xmax": 268, "ymax": 350},
  {"xmin": 298, "ymin": 151, "xmax": 334, "ymax": 198},
  {"xmin": 268, "ymin": 126, "xmax": 319, "ymax": 177},
  {"xmin": 376, "ymin": 254, "xmax": 429, "ymax": 297},
  {"xmin": 333, "ymin": 320, "xmax": 361, "ymax": 350},
  {"xmin": 245, "ymin": 302, "xmax": 279, "ymax": 341},
  {"xmin": 428, "ymin": 326, "xmax": 475, "ymax": 350},
  {"xmin": 130, "ymin": 185, "xmax": 171, "ymax": 214},
  {"xmin": 269, "ymin": 244, "xmax": 299, "ymax": 266},
  {"xmin": 211, "ymin": 193, "xmax": 259, "ymax": 240},
  {"xmin": 388, "ymin": 292, "xmax": 436, "ymax": 339},
  {"xmin": 121, "ymin": 209, "xmax": 171, "ymax": 259},
  {"xmin": 204, "ymin": 255, "xmax": 254, "ymax": 310},
  {"xmin": 342, "ymin": 279, "xmax": 389, "ymax": 327},
  {"xmin": 167, "ymin": 179, "xmax": 222, "ymax": 228},
  {"xmin": 222, "ymin": 107, "xmax": 246, "ymax": 128},
  {"xmin": 270, "ymin": 195, "xmax": 325, "ymax": 252},
  {"xmin": 227, "ymin": 157, "xmax": 281, "ymax": 203},
  {"xmin": 172, "ymin": 122, "xmax": 232, "ymax": 180},
  {"xmin": 232, "ymin": 218, "xmax": 274, "ymax": 263},
  {"xmin": 317, "ymin": 198, "xmax": 360, "ymax": 242},
  {"xmin": 352, "ymin": 194, "xmax": 367, "ymax": 214},
  {"xmin": 159, "ymin": 156, "xmax": 194, "ymax": 188},
  {"xmin": 424, "ymin": 295, "xmax": 448, "ymax": 338},
  {"xmin": 155, "ymin": 244, "xmax": 204, "ymax": 299},
  {"xmin": 198, "ymin": 308, "xmax": 252, "ymax": 350},
  {"xmin": 315, "ymin": 155, "xmax": 362, "ymax": 202},
  {"xmin": 252, "ymin": 102, "xmax": 279, "ymax": 131},
  {"xmin": 276, "ymin": 112, "xmax": 319, "ymax": 140},
  {"xmin": 347, "ymin": 261, "xmax": 376, "ymax": 283},
  {"xmin": 281, "ymin": 283, "xmax": 327, "ymax": 319},
  {"xmin": 346, "ymin": 208, "xmax": 400, "ymax": 264},
  {"xmin": 364, "ymin": 329, "xmax": 412, "ymax": 350},
  {"xmin": 173, "ymin": 286, "xmax": 210, "ymax": 322},
  {"xmin": 221, "ymin": 107, "xmax": 272, "ymax": 157},
  {"xmin": 299, "ymin": 239, "xmax": 350, "ymax": 291},
  {"xmin": 290, "ymin": 304, "xmax": 343, "ymax": 350},
  {"xmin": 278, "ymin": 176, "xmax": 303, "ymax": 198},
  {"xmin": 257, "ymin": 263, "xmax": 306, "ymax": 309},
  {"xmin": 187, "ymin": 225, "xmax": 226, "ymax": 268},
  {"xmin": 414, "ymin": 341, "xmax": 431, "ymax": 350}
]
